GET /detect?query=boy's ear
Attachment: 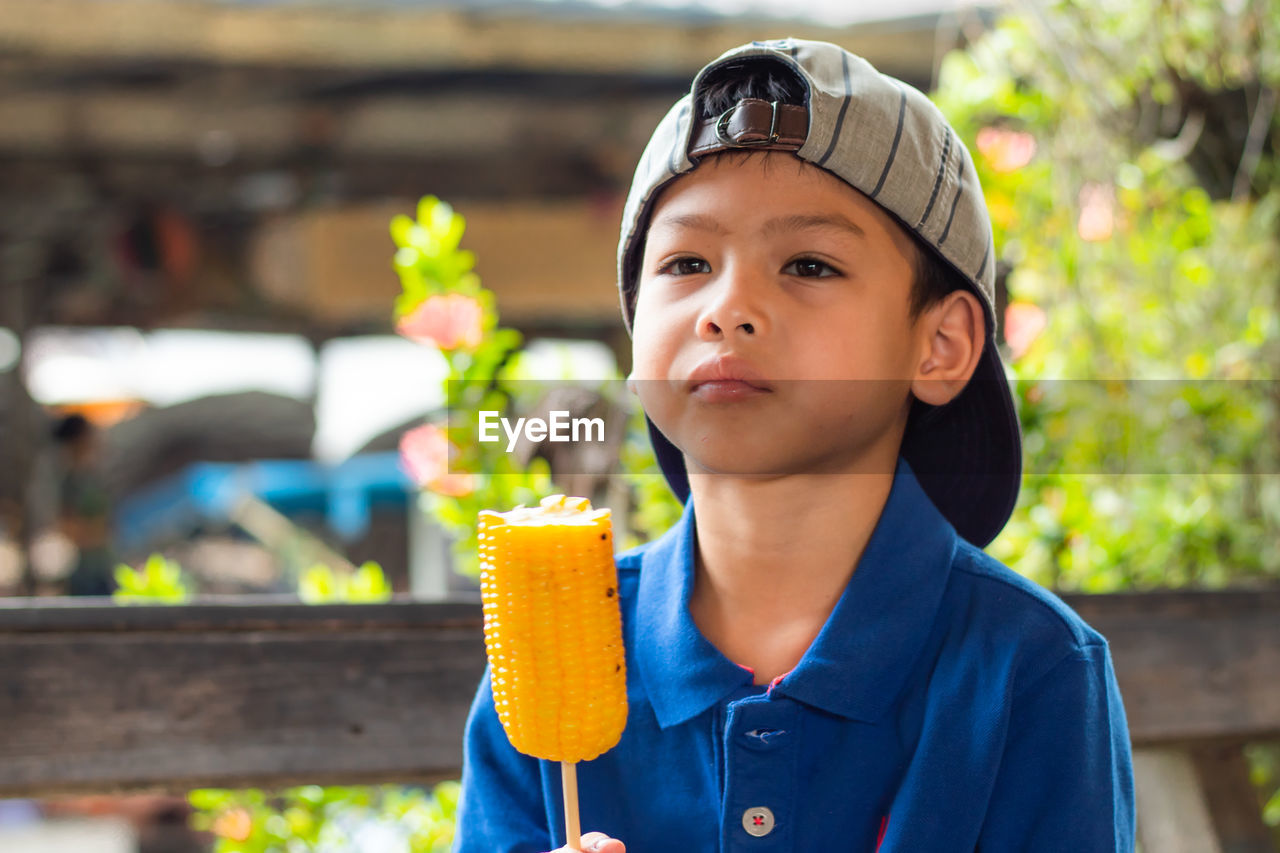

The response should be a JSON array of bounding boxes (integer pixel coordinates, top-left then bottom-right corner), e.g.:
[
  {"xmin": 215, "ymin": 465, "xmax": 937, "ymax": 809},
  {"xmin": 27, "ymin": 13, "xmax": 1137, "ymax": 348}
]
[{"xmin": 911, "ymin": 289, "xmax": 986, "ymax": 407}]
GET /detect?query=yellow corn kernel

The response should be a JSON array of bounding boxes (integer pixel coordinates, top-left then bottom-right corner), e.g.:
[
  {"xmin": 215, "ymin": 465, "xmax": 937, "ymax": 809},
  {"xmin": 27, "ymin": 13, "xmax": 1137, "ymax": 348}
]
[{"xmin": 478, "ymin": 494, "xmax": 627, "ymax": 763}]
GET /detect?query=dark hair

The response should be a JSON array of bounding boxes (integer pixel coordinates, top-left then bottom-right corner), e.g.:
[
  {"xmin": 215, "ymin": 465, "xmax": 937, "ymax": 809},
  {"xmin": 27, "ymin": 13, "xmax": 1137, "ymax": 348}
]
[
  {"xmin": 52, "ymin": 413, "xmax": 93, "ymax": 445},
  {"xmin": 693, "ymin": 57, "xmax": 965, "ymax": 323}
]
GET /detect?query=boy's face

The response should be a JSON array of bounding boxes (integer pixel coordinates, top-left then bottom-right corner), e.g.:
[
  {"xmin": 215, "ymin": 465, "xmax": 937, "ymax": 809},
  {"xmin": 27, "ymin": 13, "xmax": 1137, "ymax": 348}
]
[{"xmin": 630, "ymin": 151, "xmax": 934, "ymax": 480}]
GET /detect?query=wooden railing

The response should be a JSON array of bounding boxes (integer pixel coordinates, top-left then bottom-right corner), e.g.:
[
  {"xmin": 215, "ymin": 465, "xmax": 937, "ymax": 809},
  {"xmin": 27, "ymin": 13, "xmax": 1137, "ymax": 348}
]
[{"xmin": 1, "ymin": 590, "xmax": 1277, "ymax": 852}]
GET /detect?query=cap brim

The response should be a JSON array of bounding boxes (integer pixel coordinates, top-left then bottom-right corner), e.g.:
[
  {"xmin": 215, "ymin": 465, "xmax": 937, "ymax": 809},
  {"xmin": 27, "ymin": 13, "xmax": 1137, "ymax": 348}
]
[{"xmin": 645, "ymin": 339, "xmax": 1022, "ymax": 548}]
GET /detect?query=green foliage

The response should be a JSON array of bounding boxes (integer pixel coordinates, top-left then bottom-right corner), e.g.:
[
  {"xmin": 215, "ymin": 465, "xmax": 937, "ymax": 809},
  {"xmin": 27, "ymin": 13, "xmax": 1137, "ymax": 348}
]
[
  {"xmin": 390, "ymin": 195, "xmax": 556, "ymax": 577},
  {"xmin": 390, "ymin": 196, "xmax": 485, "ymax": 322},
  {"xmin": 112, "ymin": 554, "xmax": 190, "ymax": 604},
  {"xmin": 933, "ymin": 0, "xmax": 1280, "ymax": 592},
  {"xmin": 618, "ymin": 404, "xmax": 684, "ymax": 549},
  {"xmin": 1248, "ymin": 743, "xmax": 1280, "ymax": 824},
  {"xmin": 187, "ymin": 781, "xmax": 460, "ymax": 853},
  {"xmin": 298, "ymin": 562, "xmax": 393, "ymax": 604}
]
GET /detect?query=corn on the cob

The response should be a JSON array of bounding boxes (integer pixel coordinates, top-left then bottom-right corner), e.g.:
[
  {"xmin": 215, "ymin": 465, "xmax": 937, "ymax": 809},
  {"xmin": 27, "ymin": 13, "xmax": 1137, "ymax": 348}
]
[{"xmin": 478, "ymin": 494, "xmax": 628, "ymax": 763}]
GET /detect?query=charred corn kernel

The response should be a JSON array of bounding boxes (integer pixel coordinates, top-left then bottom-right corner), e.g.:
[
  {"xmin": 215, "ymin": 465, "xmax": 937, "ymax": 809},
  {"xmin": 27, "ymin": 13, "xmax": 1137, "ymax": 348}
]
[{"xmin": 478, "ymin": 494, "xmax": 627, "ymax": 763}]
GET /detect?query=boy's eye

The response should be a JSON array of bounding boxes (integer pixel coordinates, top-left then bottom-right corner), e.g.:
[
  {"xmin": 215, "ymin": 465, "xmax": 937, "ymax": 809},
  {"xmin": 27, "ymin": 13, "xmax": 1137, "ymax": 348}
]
[
  {"xmin": 658, "ymin": 257, "xmax": 711, "ymax": 276},
  {"xmin": 784, "ymin": 257, "xmax": 840, "ymax": 278}
]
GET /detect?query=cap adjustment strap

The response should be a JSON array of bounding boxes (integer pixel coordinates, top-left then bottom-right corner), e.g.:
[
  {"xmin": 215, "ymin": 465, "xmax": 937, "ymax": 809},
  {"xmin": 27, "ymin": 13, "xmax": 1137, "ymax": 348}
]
[{"xmin": 688, "ymin": 98, "xmax": 808, "ymax": 158}]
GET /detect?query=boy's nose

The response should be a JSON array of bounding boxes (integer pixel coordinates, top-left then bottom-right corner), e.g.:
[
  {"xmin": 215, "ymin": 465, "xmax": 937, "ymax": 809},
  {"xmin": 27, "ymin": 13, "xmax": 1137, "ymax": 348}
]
[
  {"xmin": 701, "ymin": 318, "xmax": 755, "ymax": 337},
  {"xmin": 696, "ymin": 268, "xmax": 767, "ymax": 340}
]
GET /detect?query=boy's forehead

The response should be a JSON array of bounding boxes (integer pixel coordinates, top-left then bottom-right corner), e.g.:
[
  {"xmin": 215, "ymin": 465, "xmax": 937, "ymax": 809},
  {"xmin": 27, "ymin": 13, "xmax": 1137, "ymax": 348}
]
[{"xmin": 642, "ymin": 152, "xmax": 915, "ymax": 251}]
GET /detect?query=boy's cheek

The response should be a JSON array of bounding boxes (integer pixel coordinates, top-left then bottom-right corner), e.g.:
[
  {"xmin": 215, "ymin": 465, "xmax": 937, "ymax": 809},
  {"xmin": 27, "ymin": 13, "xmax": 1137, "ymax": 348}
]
[
  {"xmin": 627, "ymin": 315, "xmax": 670, "ymax": 382},
  {"xmin": 628, "ymin": 378, "xmax": 686, "ymax": 450},
  {"xmin": 628, "ymin": 375, "xmax": 665, "ymax": 416}
]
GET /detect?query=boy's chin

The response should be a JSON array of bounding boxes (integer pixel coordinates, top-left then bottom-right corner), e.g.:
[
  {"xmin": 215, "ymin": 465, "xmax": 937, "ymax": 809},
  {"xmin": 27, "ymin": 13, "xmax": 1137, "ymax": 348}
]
[{"xmin": 680, "ymin": 448, "xmax": 892, "ymax": 482}]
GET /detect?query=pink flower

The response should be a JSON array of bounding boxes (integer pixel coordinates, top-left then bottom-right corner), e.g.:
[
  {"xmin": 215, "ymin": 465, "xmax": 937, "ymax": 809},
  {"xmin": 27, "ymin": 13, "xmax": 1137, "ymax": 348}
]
[
  {"xmin": 399, "ymin": 423, "xmax": 475, "ymax": 497},
  {"xmin": 1076, "ymin": 183, "xmax": 1115, "ymax": 242},
  {"xmin": 397, "ymin": 293, "xmax": 484, "ymax": 351},
  {"xmin": 976, "ymin": 127, "xmax": 1037, "ymax": 173},
  {"xmin": 1004, "ymin": 301, "xmax": 1048, "ymax": 360}
]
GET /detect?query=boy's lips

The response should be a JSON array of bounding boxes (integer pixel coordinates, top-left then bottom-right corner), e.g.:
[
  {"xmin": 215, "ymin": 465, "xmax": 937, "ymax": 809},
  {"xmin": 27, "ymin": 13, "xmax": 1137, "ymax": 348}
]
[{"xmin": 686, "ymin": 355, "xmax": 773, "ymax": 398}]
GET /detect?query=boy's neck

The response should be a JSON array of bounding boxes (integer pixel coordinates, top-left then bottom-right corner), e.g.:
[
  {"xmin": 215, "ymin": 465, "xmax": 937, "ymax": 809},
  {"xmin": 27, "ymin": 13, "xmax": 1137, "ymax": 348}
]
[{"xmin": 685, "ymin": 452, "xmax": 899, "ymax": 686}]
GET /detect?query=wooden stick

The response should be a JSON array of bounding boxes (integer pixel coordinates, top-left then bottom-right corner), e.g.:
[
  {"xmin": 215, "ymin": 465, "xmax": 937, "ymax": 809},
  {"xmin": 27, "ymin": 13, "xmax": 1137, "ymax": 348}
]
[{"xmin": 561, "ymin": 760, "xmax": 582, "ymax": 851}]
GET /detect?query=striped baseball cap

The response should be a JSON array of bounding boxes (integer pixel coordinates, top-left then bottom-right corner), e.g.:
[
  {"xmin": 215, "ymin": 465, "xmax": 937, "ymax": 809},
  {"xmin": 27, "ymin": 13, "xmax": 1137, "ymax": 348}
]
[{"xmin": 616, "ymin": 37, "xmax": 1022, "ymax": 548}]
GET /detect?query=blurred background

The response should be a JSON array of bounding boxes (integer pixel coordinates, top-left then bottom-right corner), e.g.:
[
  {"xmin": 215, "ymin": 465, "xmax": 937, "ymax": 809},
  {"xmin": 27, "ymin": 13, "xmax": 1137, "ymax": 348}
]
[
  {"xmin": 0, "ymin": 0, "xmax": 963, "ymax": 601},
  {"xmin": 1, "ymin": 0, "xmax": 1278, "ymax": 850}
]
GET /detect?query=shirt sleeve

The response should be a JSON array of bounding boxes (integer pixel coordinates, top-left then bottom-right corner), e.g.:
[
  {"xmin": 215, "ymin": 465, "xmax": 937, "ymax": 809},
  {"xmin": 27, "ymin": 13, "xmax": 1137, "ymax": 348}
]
[
  {"xmin": 977, "ymin": 641, "xmax": 1137, "ymax": 852},
  {"xmin": 452, "ymin": 665, "xmax": 553, "ymax": 853}
]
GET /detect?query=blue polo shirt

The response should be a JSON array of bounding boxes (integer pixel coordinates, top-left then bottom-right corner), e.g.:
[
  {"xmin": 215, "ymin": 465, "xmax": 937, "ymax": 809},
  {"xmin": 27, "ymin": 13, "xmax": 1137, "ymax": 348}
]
[{"xmin": 453, "ymin": 456, "xmax": 1136, "ymax": 852}]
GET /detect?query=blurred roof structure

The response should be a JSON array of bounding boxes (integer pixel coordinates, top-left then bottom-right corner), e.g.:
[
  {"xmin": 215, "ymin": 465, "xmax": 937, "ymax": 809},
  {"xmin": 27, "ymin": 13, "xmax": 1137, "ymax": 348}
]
[
  {"xmin": 194, "ymin": 0, "xmax": 981, "ymax": 28},
  {"xmin": 0, "ymin": 0, "xmax": 1000, "ymax": 334},
  {"xmin": 0, "ymin": 0, "xmax": 995, "ymax": 169},
  {"xmin": 0, "ymin": 0, "xmax": 998, "ymax": 295}
]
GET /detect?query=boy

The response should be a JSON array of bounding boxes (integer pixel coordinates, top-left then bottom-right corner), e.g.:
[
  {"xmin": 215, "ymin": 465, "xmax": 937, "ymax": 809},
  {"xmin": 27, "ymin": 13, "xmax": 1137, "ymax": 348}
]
[{"xmin": 454, "ymin": 39, "xmax": 1135, "ymax": 852}]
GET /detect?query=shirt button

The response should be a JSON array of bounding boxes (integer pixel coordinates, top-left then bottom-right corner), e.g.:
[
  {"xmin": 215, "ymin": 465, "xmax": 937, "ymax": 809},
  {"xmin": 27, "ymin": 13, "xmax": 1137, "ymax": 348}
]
[{"xmin": 742, "ymin": 806, "xmax": 775, "ymax": 837}]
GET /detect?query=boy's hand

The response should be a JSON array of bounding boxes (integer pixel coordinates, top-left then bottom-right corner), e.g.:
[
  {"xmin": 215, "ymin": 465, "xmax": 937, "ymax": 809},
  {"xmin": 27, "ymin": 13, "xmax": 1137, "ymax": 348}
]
[{"xmin": 550, "ymin": 831, "xmax": 625, "ymax": 852}]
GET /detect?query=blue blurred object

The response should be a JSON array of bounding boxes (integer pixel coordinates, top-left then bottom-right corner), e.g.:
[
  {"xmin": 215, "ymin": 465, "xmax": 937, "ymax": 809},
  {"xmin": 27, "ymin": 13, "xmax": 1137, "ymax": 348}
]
[
  {"xmin": 114, "ymin": 452, "xmax": 413, "ymax": 551},
  {"xmin": 0, "ymin": 798, "xmax": 40, "ymax": 827}
]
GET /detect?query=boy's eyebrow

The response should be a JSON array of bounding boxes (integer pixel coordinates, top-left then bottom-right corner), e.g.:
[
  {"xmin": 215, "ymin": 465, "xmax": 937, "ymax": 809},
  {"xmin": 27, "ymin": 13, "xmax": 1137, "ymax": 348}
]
[
  {"xmin": 650, "ymin": 213, "xmax": 729, "ymax": 235},
  {"xmin": 650, "ymin": 212, "xmax": 867, "ymax": 240},
  {"xmin": 762, "ymin": 213, "xmax": 867, "ymax": 240}
]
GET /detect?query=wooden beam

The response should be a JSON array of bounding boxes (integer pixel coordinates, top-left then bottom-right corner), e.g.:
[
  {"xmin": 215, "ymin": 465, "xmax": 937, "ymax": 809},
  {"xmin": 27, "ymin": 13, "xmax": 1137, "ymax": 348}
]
[
  {"xmin": 0, "ymin": 590, "xmax": 1276, "ymax": 797},
  {"xmin": 0, "ymin": 149, "xmax": 626, "ymax": 206},
  {"xmin": 0, "ymin": 596, "xmax": 486, "ymax": 797},
  {"xmin": 0, "ymin": 89, "xmax": 676, "ymax": 164},
  {"xmin": 247, "ymin": 198, "xmax": 629, "ymax": 326},
  {"xmin": 0, "ymin": 0, "xmax": 939, "ymax": 83},
  {"xmin": 1064, "ymin": 590, "xmax": 1280, "ymax": 744}
]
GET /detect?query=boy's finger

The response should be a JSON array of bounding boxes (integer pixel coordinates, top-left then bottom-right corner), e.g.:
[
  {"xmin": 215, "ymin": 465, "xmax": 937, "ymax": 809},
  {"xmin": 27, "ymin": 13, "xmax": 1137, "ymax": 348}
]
[{"xmin": 578, "ymin": 831, "xmax": 625, "ymax": 852}]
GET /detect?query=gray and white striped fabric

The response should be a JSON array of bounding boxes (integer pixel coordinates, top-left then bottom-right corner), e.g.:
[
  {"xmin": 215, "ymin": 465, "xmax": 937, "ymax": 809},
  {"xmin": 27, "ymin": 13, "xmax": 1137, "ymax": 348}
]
[{"xmin": 616, "ymin": 37, "xmax": 997, "ymax": 336}]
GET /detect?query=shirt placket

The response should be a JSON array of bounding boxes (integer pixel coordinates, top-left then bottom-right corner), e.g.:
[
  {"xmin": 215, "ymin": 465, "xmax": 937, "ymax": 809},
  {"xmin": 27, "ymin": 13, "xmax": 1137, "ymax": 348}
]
[{"xmin": 719, "ymin": 695, "xmax": 798, "ymax": 853}]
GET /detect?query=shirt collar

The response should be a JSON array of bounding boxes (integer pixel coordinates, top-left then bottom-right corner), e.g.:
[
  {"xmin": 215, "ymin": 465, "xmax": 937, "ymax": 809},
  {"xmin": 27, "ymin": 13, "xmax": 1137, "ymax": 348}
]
[{"xmin": 634, "ymin": 455, "xmax": 958, "ymax": 729}]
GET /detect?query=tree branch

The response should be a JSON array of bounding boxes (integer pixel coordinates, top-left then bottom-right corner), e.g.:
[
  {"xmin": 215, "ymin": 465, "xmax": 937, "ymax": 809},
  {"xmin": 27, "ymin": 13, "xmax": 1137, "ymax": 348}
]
[{"xmin": 1231, "ymin": 82, "xmax": 1275, "ymax": 201}]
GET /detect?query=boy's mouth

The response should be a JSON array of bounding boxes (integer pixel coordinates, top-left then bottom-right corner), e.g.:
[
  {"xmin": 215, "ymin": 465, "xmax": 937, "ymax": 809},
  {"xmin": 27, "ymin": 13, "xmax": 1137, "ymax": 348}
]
[
  {"xmin": 690, "ymin": 380, "xmax": 771, "ymax": 403},
  {"xmin": 686, "ymin": 355, "xmax": 773, "ymax": 398}
]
